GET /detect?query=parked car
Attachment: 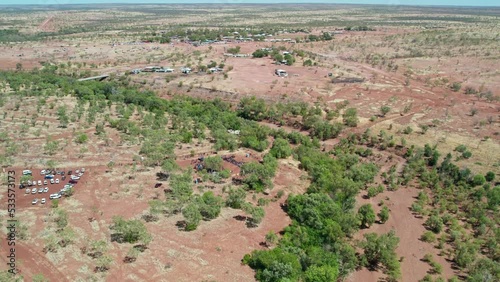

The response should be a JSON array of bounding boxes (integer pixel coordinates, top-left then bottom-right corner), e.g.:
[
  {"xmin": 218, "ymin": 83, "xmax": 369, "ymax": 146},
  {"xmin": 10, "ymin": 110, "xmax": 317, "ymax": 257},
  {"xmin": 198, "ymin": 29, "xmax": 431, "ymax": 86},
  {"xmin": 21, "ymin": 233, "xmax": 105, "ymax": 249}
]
[
  {"xmin": 71, "ymin": 175, "xmax": 80, "ymax": 180},
  {"xmin": 38, "ymin": 180, "xmax": 42, "ymax": 186},
  {"xmin": 50, "ymin": 179, "xmax": 54, "ymax": 184},
  {"xmin": 27, "ymin": 180, "xmax": 32, "ymax": 186},
  {"xmin": 40, "ymin": 169, "xmax": 47, "ymax": 175},
  {"xmin": 32, "ymin": 198, "xmax": 38, "ymax": 205},
  {"xmin": 38, "ymin": 188, "xmax": 43, "ymax": 193},
  {"xmin": 44, "ymin": 174, "xmax": 54, "ymax": 179},
  {"xmin": 19, "ymin": 183, "xmax": 25, "ymax": 189},
  {"xmin": 75, "ymin": 169, "xmax": 80, "ymax": 174},
  {"xmin": 32, "ymin": 189, "xmax": 37, "ymax": 194},
  {"xmin": 43, "ymin": 180, "xmax": 48, "ymax": 185},
  {"xmin": 61, "ymin": 171, "xmax": 65, "ymax": 176},
  {"xmin": 55, "ymin": 179, "xmax": 59, "ymax": 184},
  {"xmin": 68, "ymin": 170, "xmax": 72, "ymax": 175},
  {"xmin": 69, "ymin": 179, "xmax": 78, "ymax": 184},
  {"xmin": 81, "ymin": 168, "xmax": 85, "ymax": 173},
  {"xmin": 25, "ymin": 188, "xmax": 30, "ymax": 194},
  {"xmin": 64, "ymin": 184, "xmax": 73, "ymax": 189},
  {"xmin": 44, "ymin": 187, "xmax": 49, "ymax": 193},
  {"xmin": 41, "ymin": 198, "xmax": 46, "ymax": 204},
  {"xmin": 22, "ymin": 170, "xmax": 32, "ymax": 175},
  {"xmin": 49, "ymin": 193, "xmax": 61, "ymax": 199},
  {"xmin": 62, "ymin": 175, "xmax": 66, "ymax": 180},
  {"xmin": 56, "ymin": 171, "xmax": 62, "ymax": 175}
]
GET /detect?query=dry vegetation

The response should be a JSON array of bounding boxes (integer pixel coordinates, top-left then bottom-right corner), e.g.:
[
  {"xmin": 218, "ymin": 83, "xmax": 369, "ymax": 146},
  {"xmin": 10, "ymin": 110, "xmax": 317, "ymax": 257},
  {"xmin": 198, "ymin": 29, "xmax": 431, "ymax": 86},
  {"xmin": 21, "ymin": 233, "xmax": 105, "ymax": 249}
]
[{"xmin": 0, "ymin": 3, "xmax": 499, "ymax": 282}]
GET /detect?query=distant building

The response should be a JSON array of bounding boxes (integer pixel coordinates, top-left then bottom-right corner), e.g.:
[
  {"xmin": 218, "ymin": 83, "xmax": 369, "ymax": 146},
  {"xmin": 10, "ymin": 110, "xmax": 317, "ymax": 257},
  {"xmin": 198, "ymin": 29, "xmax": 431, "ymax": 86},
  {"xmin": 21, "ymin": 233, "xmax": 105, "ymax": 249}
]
[
  {"xmin": 180, "ymin": 67, "xmax": 192, "ymax": 74},
  {"xmin": 142, "ymin": 66, "xmax": 161, "ymax": 72}
]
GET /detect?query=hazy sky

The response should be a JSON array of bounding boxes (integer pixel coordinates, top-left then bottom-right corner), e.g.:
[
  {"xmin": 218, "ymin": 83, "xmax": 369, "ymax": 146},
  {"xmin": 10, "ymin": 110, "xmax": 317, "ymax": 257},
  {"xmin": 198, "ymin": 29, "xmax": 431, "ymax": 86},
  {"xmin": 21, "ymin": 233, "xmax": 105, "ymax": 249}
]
[{"xmin": 0, "ymin": 0, "xmax": 499, "ymax": 7}]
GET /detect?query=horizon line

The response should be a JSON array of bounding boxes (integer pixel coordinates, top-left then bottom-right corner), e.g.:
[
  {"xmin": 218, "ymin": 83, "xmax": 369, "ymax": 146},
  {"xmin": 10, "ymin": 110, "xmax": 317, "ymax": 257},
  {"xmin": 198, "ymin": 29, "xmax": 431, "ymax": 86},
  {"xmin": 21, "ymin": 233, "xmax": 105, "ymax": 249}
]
[
  {"xmin": 0, "ymin": 0, "xmax": 500, "ymax": 8},
  {"xmin": 0, "ymin": 3, "xmax": 499, "ymax": 8}
]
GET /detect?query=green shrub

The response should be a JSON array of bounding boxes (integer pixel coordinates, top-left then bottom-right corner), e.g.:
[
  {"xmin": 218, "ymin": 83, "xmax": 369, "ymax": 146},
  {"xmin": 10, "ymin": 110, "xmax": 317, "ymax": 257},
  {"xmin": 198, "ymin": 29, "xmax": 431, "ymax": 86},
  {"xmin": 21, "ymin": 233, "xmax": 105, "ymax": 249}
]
[
  {"xmin": 454, "ymin": 144, "xmax": 467, "ymax": 153},
  {"xmin": 421, "ymin": 231, "xmax": 436, "ymax": 243}
]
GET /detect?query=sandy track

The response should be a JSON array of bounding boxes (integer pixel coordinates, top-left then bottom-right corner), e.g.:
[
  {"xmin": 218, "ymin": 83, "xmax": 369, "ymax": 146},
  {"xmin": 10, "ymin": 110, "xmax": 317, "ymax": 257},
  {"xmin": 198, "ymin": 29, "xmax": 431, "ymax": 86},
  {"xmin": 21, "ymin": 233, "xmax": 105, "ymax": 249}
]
[{"xmin": 0, "ymin": 237, "xmax": 68, "ymax": 281}]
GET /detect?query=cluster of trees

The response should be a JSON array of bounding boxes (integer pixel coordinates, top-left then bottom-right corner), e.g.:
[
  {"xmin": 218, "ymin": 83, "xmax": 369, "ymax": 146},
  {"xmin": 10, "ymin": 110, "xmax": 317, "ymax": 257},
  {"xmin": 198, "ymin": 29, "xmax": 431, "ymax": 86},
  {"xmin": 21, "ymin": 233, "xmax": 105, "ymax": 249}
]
[
  {"xmin": 251, "ymin": 48, "xmax": 296, "ymax": 65},
  {"xmin": 143, "ymin": 27, "xmax": 308, "ymax": 43},
  {"xmin": 110, "ymin": 216, "xmax": 151, "ymax": 246},
  {"xmin": 240, "ymin": 153, "xmax": 278, "ymax": 192},
  {"xmin": 304, "ymin": 32, "xmax": 333, "ymax": 42},
  {"xmin": 0, "ymin": 28, "xmax": 61, "ymax": 43},
  {"xmin": 183, "ymin": 191, "xmax": 224, "ymax": 230},
  {"xmin": 147, "ymin": 168, "xmax": 226, "ymax": 231},
  {"xmin": 359, "ymin": 231, "xmax": 401, "ymax": 280},
  {"xmin": 244, "ymin": 133, "xmax": 396, "ymax": 281},
  {"xmin": 344, "ymin": 26, "xmax": 375, "ymax": 31},
  {"xmin": 393, "ymin": 137, "xmax": 499, "ymax": 279},
  {"xmin": 237, "ymin": 96, "xmax": 345, "ymax": 141}
]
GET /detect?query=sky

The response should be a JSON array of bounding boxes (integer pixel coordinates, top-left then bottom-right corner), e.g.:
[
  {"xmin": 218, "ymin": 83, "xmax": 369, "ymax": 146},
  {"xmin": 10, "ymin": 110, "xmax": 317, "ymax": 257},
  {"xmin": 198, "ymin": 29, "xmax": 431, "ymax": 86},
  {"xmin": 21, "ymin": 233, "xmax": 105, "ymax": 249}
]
[{"xmin": 0, "ymin": 0, "xmax": 498, "ymax": 7}]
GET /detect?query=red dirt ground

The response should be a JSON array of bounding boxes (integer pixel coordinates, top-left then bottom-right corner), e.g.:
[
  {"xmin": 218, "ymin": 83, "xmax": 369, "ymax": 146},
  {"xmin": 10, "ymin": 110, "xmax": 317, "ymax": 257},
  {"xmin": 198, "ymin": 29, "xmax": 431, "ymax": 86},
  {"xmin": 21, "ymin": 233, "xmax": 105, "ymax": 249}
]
[{"xmin": 350, "ymin": 186, "xmax": 457, "ymax": 282}]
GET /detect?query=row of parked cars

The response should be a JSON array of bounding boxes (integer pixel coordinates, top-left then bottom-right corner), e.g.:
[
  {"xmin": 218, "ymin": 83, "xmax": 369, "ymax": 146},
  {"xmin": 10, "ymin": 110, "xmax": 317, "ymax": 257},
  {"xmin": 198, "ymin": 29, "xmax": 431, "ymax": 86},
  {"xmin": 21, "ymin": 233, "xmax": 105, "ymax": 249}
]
[
  {"xmin": 21, "ymin": 178, "xmax": 60, "ymax": 188},
  {"xmin": 27, "ymin": 187, "xmax": 49, "ymax": 194},
  {"xmin": 22, "ymin": 168, "xmax": 85, "ymax": 176}
]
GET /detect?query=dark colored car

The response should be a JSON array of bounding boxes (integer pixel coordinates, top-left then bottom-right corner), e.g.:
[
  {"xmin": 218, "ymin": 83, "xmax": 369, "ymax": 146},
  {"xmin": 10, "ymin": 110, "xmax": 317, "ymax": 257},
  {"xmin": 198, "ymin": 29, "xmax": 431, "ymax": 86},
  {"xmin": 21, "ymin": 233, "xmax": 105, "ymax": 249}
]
[{"xmin": 68, "ymin": 170, "xmax": 72, "ymax": 175}]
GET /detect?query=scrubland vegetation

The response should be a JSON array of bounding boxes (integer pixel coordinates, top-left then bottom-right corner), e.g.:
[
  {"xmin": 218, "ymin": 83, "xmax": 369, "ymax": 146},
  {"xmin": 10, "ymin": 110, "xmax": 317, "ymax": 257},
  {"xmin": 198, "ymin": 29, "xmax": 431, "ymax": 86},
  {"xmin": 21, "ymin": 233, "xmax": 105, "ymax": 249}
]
[{"xmin": 0, "ymin": 3, "xmax": 498, "ymax": 282}]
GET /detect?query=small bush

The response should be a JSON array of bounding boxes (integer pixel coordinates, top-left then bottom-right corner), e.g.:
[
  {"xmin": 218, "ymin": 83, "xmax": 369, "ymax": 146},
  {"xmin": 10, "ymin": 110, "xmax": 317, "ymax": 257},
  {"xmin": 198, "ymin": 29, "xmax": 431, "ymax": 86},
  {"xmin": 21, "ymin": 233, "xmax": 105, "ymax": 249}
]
[
  {"xmin": 454, "ymin": 144, "xmax": 467, "ymax": 153},
  {"xmin": 421, "ymin": 231, "xmax": 436, "ymax": 243},
  {"xmin": 403, "ymin": 126, "xmax": 413, "ymax": 135},
  {"xmin": 450, "ymin": 82, "xmax": 462, "ymax": 92},
  {"xmin": 462, "ymin": 150, "xmax": 472, "ymax": 159},
  {"xmin": 380, "ymin": 105, "xmax": 391, "ymax": 116},
  {"xmin": 75, "ymin": 132, "xmax": 88, "ymax": 144}
]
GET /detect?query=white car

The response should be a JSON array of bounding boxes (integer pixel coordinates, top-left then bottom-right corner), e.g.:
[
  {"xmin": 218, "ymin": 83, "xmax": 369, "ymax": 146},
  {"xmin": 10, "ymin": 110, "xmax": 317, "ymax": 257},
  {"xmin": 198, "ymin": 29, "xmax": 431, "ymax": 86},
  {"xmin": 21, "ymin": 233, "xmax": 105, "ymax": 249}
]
[
  {"xmin": 55, "ymin": 179, "xmax": 59, "ymax": 184},
  {"xmin": 50, "ymin": 179, "xmax": 54, "ymax": 184},
  {"xmin": 22, "ymin": 170, "xmax": 32, "ymax": 175},
  {"xmin": 81, "ymin": 168, "xmax": 85, "ymax": 173},
  {"xmin": 64, "ymin": 184, "xmax": 73, "ymax": 189},
  {"xmin": 70, "ymin": 175, "xmax": 80, "ymax": 180},
  {"xmin": 78, "ymin": 172, "xmax": 84, "ymax": 177},
  {"xmin": 41, "ymin": 198, "xmax": 46, "ymax": 204},
  {"xmin": 32, "ymin": 189, "xmax": 37, "ymax": 194},
  {"xmin": 44, "ymin": 187, "xmax": 49, "ymax": 193},
  {"xmin": 75, "ymin": 169, "xmax": 80, "ymax": 174},
  {"xmin": 25, "ymin": 188, "xmax": 30, "ymax": 194},
  {"xmin": 38, "ymin": 180, "xmax": 42, "ymax": 186},
  {"xmin": 32, "ymin": 198, "xmax": 38, "ymax": 204},
  {"xmin": 41, "ymin": 169, "xmax": 46, "ymax": 175},
  {"xmin": 43, "ymin": 180, "xmax": 48, "ymax": 185},
  {"xmin": 38, "ymin": 188, "xmax": 43, "ymax": 193},
  {"xmin": 27, "ymin": 180, "xmax": 32, "ymax": 186}
]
